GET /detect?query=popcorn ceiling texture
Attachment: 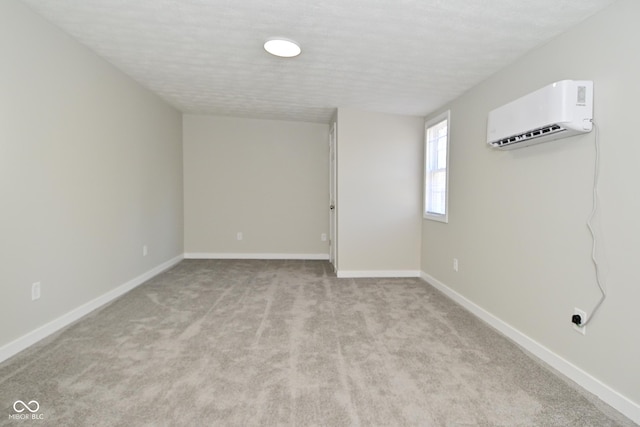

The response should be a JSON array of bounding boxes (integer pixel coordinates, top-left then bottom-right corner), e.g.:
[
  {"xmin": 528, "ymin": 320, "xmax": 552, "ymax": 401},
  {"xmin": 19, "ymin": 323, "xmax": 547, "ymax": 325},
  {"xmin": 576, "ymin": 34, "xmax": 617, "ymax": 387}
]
[{"xmin": 21, "ymin": 0, "xmax": 615, "ymax": 123}]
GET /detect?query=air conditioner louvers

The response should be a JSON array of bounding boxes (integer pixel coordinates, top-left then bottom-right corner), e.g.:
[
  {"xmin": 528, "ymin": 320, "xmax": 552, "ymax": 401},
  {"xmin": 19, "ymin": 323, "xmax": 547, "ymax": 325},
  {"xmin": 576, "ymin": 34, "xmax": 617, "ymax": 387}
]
[
  {"xmin": 492, "ymin": 124, "xmax": 565, "ymax": 148},
  {"xmin": 487, "ymin": 80, "xmax": 593, "ymax": 150}
]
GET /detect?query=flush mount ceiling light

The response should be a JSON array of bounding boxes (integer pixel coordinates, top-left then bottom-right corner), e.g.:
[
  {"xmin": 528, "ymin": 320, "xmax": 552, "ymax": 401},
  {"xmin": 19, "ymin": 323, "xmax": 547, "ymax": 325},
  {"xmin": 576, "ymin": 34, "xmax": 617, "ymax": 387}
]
[{"xmin": 264, "ymin": 38, "xmax": 301, "ymax": 58}]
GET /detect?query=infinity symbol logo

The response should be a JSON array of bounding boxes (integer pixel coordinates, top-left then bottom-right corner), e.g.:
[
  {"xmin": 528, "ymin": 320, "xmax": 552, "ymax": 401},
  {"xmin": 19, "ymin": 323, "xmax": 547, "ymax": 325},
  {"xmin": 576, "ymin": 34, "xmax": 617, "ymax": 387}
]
[{"xmin": 13, "ymin": 400, "xmax": 40, "ymax": 413}]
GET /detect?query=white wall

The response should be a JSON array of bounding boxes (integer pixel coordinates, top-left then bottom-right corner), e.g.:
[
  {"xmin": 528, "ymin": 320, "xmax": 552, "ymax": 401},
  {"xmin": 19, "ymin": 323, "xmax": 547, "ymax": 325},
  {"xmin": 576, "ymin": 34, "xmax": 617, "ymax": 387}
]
[
  {"xmin": 421, "ymin": 0, "xmax": 640, "ymax": 417},
  {"xmin": 0, "ymin": 0, "xmax": 183, "ymax": 351},
  {"xmin": 183, "ymin": 115, "xmax": 329, "ymax": 257},
  {"xmin": 336, "ymin": 108, "xmax": 423, "ymax": 276}
]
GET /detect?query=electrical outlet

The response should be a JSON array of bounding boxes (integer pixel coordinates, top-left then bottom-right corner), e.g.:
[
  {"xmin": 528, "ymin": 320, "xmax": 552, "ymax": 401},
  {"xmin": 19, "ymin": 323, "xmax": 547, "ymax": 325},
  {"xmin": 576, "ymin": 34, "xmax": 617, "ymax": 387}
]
[
  {"xmin": 236, "ymin": 232, "xmax": 243, "ymax": 241},
  {"xmin": 572, "ymin": 307, "xmax": 587, "ymax": 335},
  {"xmin": 143, "ymin": 245, "xmax": 148, "ymax": 256},
  {"xmin": 453, "ymin": 258, "xmax": 459, "ymax": 272},
  {"xmin": 321, "ymin": 233, "xmax": 327, "ymax": 241},
  {"xmin": 32, "ymin": 282, "xmax": 41, "ymax": 301}
]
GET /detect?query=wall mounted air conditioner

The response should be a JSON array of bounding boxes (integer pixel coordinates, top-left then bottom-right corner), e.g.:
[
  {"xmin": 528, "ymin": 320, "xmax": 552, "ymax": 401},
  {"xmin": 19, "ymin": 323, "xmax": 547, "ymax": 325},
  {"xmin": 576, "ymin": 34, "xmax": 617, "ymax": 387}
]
[{"xmin": 487, "ymin": 80, "xmax": 593, "ymax": 150}]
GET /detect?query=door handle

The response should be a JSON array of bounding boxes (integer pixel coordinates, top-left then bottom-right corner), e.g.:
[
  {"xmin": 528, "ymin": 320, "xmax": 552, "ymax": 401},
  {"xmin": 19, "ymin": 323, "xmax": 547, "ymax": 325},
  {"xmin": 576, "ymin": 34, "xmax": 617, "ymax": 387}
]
[{"xmin": 329, "ymin": 204, "xmax": 335, "ymax": 210}]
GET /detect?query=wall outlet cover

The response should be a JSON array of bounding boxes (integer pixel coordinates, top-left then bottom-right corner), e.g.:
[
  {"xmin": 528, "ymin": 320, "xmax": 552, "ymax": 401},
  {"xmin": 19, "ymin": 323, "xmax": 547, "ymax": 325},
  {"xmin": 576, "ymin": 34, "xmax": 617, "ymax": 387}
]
[
  {"xmin": 573, "ymin": 307, "xmax": 587, "ymax": 335},
  {"xmin": 32, "ymin": 282, "xmax": 41, "ymax": 301}
]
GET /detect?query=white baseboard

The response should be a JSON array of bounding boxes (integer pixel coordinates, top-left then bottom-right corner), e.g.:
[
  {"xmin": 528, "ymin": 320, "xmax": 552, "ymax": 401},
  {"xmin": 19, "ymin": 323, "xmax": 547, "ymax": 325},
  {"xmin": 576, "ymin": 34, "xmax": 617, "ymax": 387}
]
[
  {"xmin": 420, "ymin": 271, "xmax": 640, "ymax": 425},
  {"xmin": 0, "ymin": 254, "xmax": 184, "ymax": 364},
  {"xmin": 184, "ymin": 252, "xmax": 329, "ymax": 260},
  {"xmin": 337, "ymin": 270, "xmax": 421, "ymax": 278}
]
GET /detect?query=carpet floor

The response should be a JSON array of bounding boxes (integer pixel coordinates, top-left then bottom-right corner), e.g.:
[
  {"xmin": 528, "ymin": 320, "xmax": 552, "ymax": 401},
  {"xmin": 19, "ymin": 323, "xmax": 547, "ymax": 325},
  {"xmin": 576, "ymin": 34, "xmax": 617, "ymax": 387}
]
[{"xmin": 0, "ymin": 260, "xmax": 634, "ymax": 426}]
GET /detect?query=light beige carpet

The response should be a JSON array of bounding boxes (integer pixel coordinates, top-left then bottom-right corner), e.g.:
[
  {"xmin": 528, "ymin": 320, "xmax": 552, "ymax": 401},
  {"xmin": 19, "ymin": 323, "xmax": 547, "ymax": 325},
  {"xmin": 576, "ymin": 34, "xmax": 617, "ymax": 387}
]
[{"xmin": 0, "ymin": 260, "xmax": 634, "ymax": 426}]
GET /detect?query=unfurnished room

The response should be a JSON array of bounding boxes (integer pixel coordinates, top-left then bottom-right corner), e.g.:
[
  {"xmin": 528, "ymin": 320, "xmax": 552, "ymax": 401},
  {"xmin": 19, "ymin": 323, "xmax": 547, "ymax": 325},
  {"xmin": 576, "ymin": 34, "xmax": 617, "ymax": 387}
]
[{"xmin": 1, "ymin": 0, "xmax": 639, "ymax": 425}]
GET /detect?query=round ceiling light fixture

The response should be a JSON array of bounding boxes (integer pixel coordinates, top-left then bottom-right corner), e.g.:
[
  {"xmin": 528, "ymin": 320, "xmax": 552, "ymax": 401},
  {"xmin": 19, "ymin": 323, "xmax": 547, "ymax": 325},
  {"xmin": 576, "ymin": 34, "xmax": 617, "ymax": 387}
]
[{"xmin": 264, "ymin": 38, "xmax": 301, "ymax": 58}]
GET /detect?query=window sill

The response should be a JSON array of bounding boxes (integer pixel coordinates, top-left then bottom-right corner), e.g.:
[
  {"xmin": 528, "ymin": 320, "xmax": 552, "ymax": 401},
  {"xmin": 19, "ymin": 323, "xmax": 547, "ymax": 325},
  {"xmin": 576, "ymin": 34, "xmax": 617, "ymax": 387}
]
[{"xmin": 423, "ymin": 213, "xmax": 448, "ymax": 223}]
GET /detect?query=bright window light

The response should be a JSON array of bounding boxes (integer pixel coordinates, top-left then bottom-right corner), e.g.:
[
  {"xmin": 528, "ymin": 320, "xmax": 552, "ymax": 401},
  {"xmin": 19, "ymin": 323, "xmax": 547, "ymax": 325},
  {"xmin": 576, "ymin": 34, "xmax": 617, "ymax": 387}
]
[{"xmin": 424, "ymin": 111, "xmax": 450, "ymax": 223}]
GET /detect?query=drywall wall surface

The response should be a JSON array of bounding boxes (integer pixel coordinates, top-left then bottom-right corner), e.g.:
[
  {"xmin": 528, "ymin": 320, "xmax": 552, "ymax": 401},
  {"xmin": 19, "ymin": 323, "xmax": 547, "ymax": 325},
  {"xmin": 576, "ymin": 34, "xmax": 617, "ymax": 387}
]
[
  {"xmin": 0, "ymin": 0, "xmax": 183, "ymax": 347},
  {"xmin": 336, "ymin": 108, "xmax": 423, "ymax": 274},
  {"xmin": 421, "ymin": 0, "xmax": 639, "ymax": 409},
  {"xmin": 183, "ymin": 115, "xmax": 329, "ymax": 256}
]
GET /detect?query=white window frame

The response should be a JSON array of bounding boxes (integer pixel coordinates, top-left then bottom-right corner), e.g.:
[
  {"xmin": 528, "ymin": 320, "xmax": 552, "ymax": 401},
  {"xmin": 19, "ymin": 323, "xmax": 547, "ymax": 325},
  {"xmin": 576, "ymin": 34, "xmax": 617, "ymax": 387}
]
[{"xmin": 424, "ymin": 110, "xmax": 450, "ymax": 223}]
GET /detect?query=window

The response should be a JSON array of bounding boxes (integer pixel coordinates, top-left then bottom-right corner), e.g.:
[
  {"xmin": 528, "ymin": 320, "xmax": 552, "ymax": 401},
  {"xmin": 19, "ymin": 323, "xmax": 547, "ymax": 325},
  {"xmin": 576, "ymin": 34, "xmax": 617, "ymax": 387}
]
[{"xmin": 424, "ymin": 111, "xmax": 450, "ymax": 222}]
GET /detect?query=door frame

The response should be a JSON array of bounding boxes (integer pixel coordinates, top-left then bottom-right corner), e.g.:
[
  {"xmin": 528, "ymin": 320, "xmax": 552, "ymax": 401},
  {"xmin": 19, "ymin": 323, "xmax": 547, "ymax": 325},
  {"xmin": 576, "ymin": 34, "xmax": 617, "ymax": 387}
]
[{"xmin": 329, "ymin": 122, "xmax": 337, "ymax": 271}]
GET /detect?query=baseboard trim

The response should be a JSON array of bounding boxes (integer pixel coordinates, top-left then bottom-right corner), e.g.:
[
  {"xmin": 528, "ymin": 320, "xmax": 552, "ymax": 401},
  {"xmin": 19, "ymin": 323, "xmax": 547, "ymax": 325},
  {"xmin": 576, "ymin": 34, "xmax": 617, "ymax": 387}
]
[
  {"xmin": 184, "ymin": 252, "xmax": 329, "ymax": 260},
  {"xmin": 337, "ymin": 270, "xmax": 421, "ymax": 278},
  {"xmin": 0, "ymin": 254, "xmax": 184, "ymax": 364},
  {"xmin": 420, "ymin": 271, "xmax": 640, "ymax": 425}
]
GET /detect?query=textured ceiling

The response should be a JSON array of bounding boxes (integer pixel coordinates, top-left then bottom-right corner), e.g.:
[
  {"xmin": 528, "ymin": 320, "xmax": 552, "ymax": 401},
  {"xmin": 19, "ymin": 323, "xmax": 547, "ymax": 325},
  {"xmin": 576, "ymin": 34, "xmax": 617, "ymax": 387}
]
[{"xmin": 21, "ymin": 0, "xmax": 615, "ymax": 123}]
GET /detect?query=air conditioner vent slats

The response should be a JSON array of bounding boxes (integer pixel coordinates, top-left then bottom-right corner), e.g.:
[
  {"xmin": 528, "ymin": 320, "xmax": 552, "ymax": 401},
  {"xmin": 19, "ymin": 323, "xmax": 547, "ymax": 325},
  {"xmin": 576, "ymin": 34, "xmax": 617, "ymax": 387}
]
[{"xmin": 492, "ymin": 124, "xmax": 565, "ymax": 148}]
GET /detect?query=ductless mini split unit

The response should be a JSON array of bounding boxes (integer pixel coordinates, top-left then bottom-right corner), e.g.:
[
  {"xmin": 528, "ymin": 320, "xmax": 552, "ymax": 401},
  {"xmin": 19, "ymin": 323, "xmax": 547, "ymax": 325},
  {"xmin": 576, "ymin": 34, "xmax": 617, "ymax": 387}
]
[{"xmin": 487, "ymin": 80, "xmax": 594, "ymax": 150}]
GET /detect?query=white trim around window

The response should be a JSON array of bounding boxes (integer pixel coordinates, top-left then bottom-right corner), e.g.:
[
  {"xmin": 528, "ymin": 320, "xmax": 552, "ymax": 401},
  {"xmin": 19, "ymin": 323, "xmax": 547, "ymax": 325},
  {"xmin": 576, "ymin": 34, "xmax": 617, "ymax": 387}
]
[{"xmin": 424, "ymin": 110, "xmax": 450, "ymax": 223}]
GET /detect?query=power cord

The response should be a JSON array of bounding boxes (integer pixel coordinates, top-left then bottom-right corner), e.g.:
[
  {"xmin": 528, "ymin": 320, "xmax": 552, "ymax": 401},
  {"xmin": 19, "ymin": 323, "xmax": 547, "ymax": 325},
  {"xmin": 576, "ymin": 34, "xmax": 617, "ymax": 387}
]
[{"xmin": 580, "ymin": 120, "xmax": 606, "ymax": 326}]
